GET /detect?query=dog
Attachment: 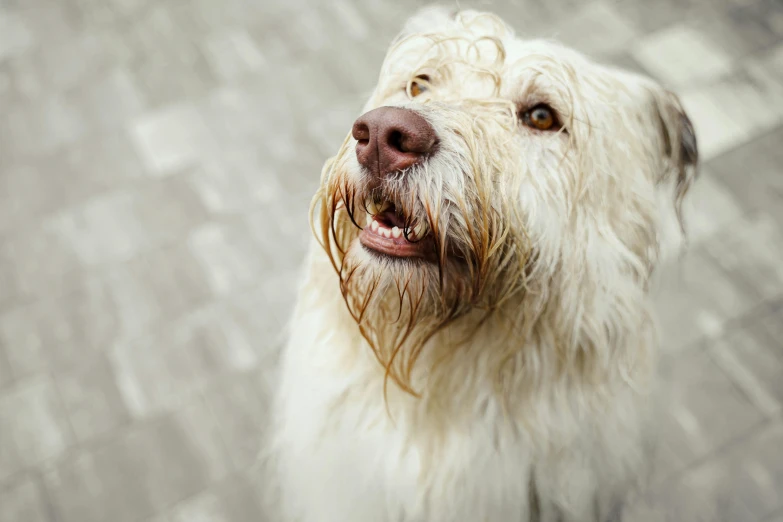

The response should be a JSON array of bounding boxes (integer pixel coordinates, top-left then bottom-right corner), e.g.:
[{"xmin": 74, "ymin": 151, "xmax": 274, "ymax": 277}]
[{"xmin": 270, "ymin": 7, "xmax": 698, "ymax": 522}]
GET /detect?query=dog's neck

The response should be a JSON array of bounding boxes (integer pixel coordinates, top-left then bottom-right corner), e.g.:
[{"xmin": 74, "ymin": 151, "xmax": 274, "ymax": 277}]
[{"xmin": 295, "ymin": 241, "xmax": 654, "ymax": 429}]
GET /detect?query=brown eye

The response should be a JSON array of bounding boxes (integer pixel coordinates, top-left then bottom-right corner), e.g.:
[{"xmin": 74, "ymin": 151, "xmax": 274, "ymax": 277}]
[
  {"xmin": 409, "ymin": 75, "xmax": 430, "ymax": 97},
  {"xmin": 521, "ymin": 104, "xmax": 559, "ymax": 131}
]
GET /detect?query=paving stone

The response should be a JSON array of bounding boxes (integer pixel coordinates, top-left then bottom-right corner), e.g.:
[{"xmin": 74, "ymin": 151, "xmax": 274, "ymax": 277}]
[
  {"xmin": 680, "ymin": 170, "xmax": 745, "ymax": 245},
  {"xmin": 632, "ymin": 25, "xmax": 734, "ymax": 87},
  {"xmin": 702, "ymin": 214, "xmax": 783, "ymax": 301},
  {"xmin": 0, "ymin": 222, "xmax": 84, "ymax": 304},
  {"xmin": 44, "ymin": 397, "xmax": 231, "ymax": 522},
  {"xmin": 708, "ymin": 124, "xmax": 783, "ymax": 224},
  {"xmin": 679, "ymin": 57, "xmax": 783, "ymax": 161},
  {"xmin": 61, "ymin": 131, "xmax": 147, "ymax": 196},
  {"xmin": 759, "ymin": 43, "xmax": 783, "ymax": 103},
  {"xmin": 131, "ymin": 175, "xmax": 211, "ymax": 246},
  {"xmin": 693, "ymin": 4, "xmax": 782, "ymax": 59},
  {"xmin": 629, "ymin": 420, "xmax": 783, "ymax": 522},
  {"xmin": 67, "ymin": 67, "xmax": 146, "ymax": 133},
  {"xmin": 0, "ymin": 10, "xmax": 34, "ymax": 62},
  {"xmin": 129, "ymin": 103, "xmax": 216, "ymax": 177},
  {"xmin": 56, "ymin": 352, "xmax": 132, "ymax": 443},
  {"xmin": 0, "ymin": 95, "xmax": 88, "ymax": 158},
  {"xmin": 202, "ymin": 367, "xmax": 276, "ymax": 471},
  {"xmin": 0, "ymin": 473, "xmax": 51, "ymax": 522},
  {"xmin": 0, "ymin": 161, "xmax": 72, "ymax": 234},
  {"xmin": 0, "ymin": 376, "xmax": 73, "ymax": 481},
  {"xmin": 710, "ymin": 314, "xmax": 783, "ymax": 417},
  {"xmin": 187, "ymin": 221, "xmax": 269, "ymax": 296},
  {"xmin": 652, "ymin": 246, "xmax": 758, "ymax": 351},
  {"xmin": 0, "ymin": 273, "xmax": 118, "ymax": 379},
  {"xmin": 548, "ymin": 1, "xmax": 639, "ymax": 58},
  {"xmin": 47, "ymin": 190, "xmax": 154, "ymax": 266},
  {"xmin": 611, "ymin": 0, "xmax": 694, "ymax": 34},
  {"xmin": 0, "ymin": 343, "xmax": 12, "ymax": 389},
  {"xmin": 757, "ymin": 301, "xmax": 783, "ymax": 349},
  {"xmin": 109, "ymin": 301, "xmax": 258, "ymax": 418},
  {"xmin": 166, "ymin": 472, "xmax": 268, "ymax": 522},
  {"xmin": 201, "ymin": 29, "xmax": 266, "ymax": 82},
  {"xmin": 102, "ymin": 242, "xmax": 216, "ymax": 338},
  {"xmin": 651, "ymin": 346, "xmax": 766, "ymax": 480}
]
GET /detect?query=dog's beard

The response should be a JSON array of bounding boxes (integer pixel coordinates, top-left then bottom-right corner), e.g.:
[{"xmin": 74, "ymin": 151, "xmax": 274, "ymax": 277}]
[
  {"xmin": 312, "ymin": 107, "xmax": 530, "ymax": 395},
  {"xmin": 338, "ymin": 245, "xmax": 471, "ymax": 394},
  {"xmin": 318, "ymin": 173, "xmax": 478, "ymax": 395}
]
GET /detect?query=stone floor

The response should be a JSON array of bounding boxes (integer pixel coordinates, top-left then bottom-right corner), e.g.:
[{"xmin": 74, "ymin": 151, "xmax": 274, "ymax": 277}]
[{"xmin": 0, "ymin": 0, "xmax": 782, "ymax": 520}]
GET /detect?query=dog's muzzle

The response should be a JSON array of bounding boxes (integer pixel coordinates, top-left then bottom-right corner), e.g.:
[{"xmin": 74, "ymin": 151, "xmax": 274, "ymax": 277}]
[{"xmin": 348, "ymin": 107, "xmax": 438, "ymax": 260}]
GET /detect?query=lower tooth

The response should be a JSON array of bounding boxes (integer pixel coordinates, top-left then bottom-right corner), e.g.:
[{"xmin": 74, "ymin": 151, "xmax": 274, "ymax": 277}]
[{"xmin": 365, "ymin": 215, "xmax": 372, "ymax": 226}]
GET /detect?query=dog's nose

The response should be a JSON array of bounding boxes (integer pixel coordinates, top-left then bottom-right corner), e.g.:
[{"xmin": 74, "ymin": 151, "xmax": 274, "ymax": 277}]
[{"xmin": 352, "ymin": 107, "xmax": 437, "ymax": 178}]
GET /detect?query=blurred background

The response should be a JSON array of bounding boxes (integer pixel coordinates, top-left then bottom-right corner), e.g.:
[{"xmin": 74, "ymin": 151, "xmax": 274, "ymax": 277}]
[{"xmin": 0, "ymin": 0, "xmax": 781, "ymax": 520}]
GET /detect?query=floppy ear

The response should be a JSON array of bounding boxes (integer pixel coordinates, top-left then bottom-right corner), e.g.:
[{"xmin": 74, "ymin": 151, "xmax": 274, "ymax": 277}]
[{"xmin": 652, "ymin": 89, "xmax": 699, "ymax": 234}]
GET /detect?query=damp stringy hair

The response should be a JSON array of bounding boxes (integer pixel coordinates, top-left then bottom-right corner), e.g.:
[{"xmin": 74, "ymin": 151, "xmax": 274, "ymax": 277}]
[{"xmin": 309, "ymin": 17, "xmax": 540, "ymax": 397}]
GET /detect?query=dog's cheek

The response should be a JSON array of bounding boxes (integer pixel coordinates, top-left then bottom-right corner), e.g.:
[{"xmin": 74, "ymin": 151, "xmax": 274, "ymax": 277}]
[{"xmin": 517, "ymin": 180, "xmax": 564, "ymax": 274}]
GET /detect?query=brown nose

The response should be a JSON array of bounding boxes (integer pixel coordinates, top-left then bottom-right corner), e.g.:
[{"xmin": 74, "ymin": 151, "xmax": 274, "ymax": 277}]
[{"xmin": 352, "ymin": 107, "xmax": 437, "ymax": 178}]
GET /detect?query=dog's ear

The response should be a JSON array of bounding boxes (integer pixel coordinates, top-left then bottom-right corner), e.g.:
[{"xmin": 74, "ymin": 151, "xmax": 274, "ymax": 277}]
[
  {"xmin": 397, "ymin": 5, "xmax": 459, "ymax": 38},
  {"xmin": 651, "ymin": 89, "xmax": 699, "ymax": 233}
]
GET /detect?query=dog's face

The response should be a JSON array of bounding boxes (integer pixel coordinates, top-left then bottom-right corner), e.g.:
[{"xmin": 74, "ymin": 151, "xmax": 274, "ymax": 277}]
[{"xmin": 312, "ymin": 8, "xmax": 697, "ymax": 391}]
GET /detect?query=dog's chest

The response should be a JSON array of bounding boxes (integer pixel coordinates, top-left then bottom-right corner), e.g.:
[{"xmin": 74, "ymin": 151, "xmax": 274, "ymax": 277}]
[{"xmin": 276, "ymin": 346, "xmax": 536, "ymax": 522}]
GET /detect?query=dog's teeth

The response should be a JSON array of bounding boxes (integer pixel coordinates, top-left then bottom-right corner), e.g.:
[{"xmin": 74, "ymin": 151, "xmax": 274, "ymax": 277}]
[
  {"xmin": 365, "ymin": 215, "xmax": 373, "ymax": 226},
  {"xmin": 413, "ymin": 221, "xmax": 427, "ymax": 239},
  {"xmin": 371, "ymin": 220, "xmax": 379, "ymax": 231},
  {"xmin": 405, "ymin": 226, "xmax": 414, "ymax": 240},
  {"xmin": 391, "ymin": 226, "xmax": 401, "ymax": 239},
  {"xmin": 381, "ymin": 227, "xmax": 391, "ymax": 238}
]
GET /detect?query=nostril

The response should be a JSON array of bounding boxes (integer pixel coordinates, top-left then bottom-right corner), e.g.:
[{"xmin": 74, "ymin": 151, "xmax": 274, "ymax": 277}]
[
  {"xmin": 352, "ymin": 121, "xmax": 371, "ymax": 144},
  {"xmin": 388, "ymin": 130, "xmax": 404, "ymax": 152}
]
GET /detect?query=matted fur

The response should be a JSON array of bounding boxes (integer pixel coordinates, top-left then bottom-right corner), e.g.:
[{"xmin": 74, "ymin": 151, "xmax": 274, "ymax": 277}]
[{"xmin": 270, "ymin": 7, "xmax": 698, "ymax": 522}]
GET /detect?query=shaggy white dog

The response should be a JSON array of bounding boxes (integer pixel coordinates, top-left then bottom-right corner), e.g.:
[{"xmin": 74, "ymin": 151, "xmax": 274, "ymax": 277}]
[{"xmin": 270, "ymin": 7, "xmax": 698, "ymax": 522}]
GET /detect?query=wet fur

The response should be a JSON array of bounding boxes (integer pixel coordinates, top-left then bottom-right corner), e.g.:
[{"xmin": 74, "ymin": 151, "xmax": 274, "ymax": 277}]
[{"xmin": 270, "ymin": 7, "xmax": 698, "ymax": 522}]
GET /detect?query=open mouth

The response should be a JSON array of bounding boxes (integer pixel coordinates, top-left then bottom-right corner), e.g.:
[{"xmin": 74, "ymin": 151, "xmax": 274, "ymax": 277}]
[{"xmin": 359, "ymin": 201, "xmax": 434, "ymax": 259}]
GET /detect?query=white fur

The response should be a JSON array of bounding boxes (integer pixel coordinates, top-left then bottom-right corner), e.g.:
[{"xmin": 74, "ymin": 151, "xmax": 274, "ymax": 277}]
[{"xmin": 269, "ymin": 7, "xmax": 697, "ymax": 522}]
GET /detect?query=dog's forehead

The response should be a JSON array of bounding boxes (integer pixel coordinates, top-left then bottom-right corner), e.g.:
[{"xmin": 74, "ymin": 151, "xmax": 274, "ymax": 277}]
[
  {"xmin": 386, "ymin": 13, "xmax": 643, "ymax": 93},
  {"xmin": 377, "ymin": 9, "xmax": 658, "ymax": 121}
]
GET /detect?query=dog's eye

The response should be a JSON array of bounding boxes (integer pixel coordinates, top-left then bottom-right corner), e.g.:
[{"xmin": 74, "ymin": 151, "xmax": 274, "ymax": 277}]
[
  {"xmin": 521, "ymin": 104, "xmax": 560, "ymax": 131},
  {"xmin": 409, "ymin": 75, "xmax": 430, "ymax": 97}
]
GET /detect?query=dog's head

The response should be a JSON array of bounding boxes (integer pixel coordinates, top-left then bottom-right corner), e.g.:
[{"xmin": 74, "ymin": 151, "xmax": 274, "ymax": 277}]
[{"xmin": 312, "ymin": 8, "xmax": 698, "ymax": 393}]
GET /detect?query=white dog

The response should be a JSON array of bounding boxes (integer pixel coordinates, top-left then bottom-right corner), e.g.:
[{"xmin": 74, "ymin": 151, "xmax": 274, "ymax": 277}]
[{"xmin": 270, "ymin": 7, "xmax": 698, "ymax": 522}]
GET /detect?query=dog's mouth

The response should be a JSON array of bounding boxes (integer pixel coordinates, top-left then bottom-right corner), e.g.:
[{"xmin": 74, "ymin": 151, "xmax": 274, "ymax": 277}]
[{"xmin": 358, "ymin": 200, "xmax": 434, "ymax": 259}]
